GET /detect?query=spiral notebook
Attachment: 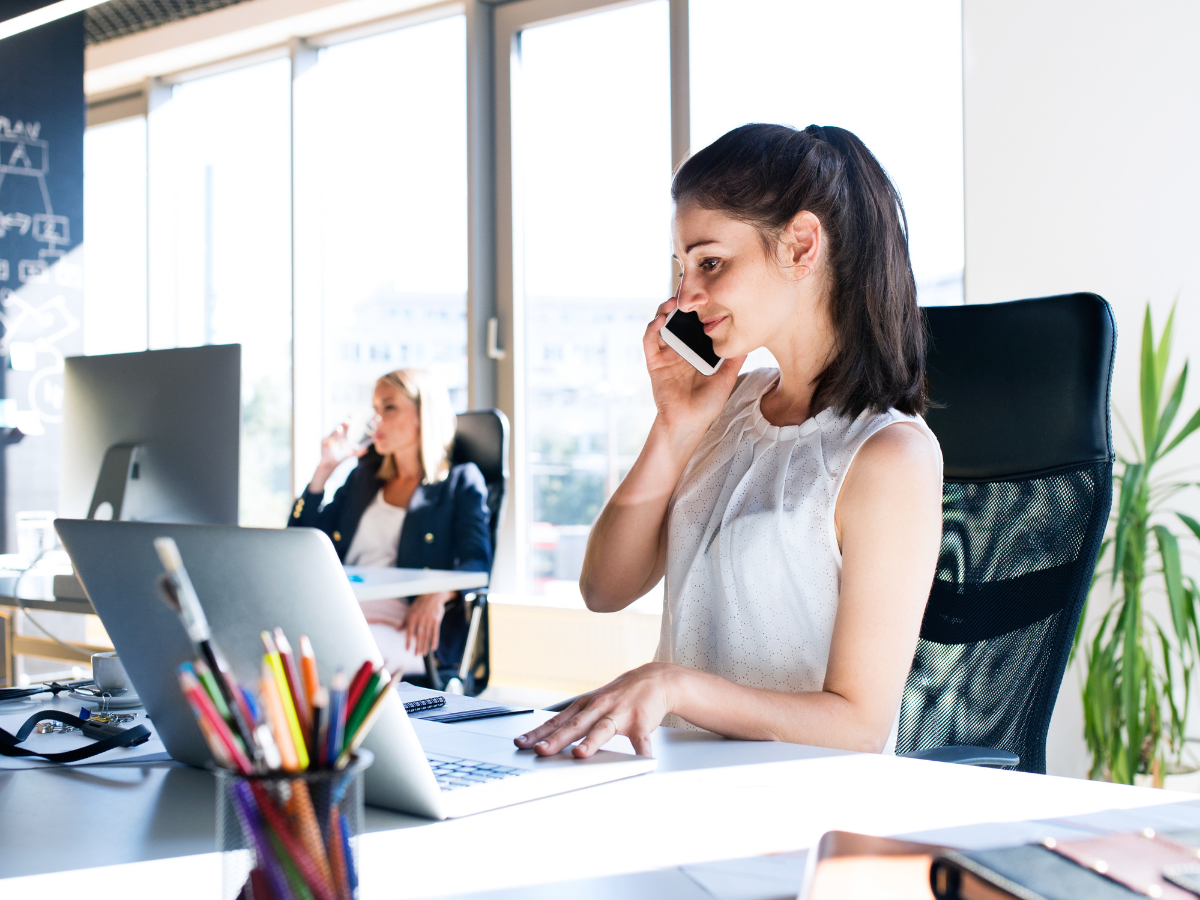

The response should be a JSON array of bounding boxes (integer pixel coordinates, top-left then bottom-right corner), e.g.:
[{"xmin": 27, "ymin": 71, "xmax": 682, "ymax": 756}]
[{"xmin": 396, "ymin": 683, "xmax": 531, "ymax": 724}]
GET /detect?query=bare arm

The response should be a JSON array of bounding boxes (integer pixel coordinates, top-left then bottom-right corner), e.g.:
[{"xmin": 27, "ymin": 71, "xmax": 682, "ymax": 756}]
[
  {"xmin": 520, "ymin": 421, "xmax": 943, "ymax": 755},
  {"xmin": 579, "ymin": 298, "xmax": 746, "ymax": 612}
]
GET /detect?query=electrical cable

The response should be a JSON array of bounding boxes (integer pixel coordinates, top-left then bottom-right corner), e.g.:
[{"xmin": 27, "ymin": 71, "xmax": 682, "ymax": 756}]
[{"xmin": 11, "ymin": 548, "xmax": 97, "ymax": 660}]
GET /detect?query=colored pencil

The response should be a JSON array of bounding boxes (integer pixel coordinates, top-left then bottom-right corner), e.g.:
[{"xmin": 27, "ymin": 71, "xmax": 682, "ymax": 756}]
[
  {"xmin": 192, "ymin": 658, "xmax": 231, "ymax": 721},
  {"xmin": 327, "ymin": 811, "xmax": 350, "ymax": 900},
  {"xmin": 285, "ymin": 780, "xmax": 334, "ymax": 891},
  {"xmin": 299, "ymin": 636, "xmax": 320, "ymax": 708},
  {"xmin": 230, "ymin": 781, "xmax": 296, "ymax": 900},
  {"xmin": 262, "ymin": 632, "xmax": 311, "ymax": 770},
  {"xmin": 178, "ymin": 665, "xmax": 253, "ymax": 774},
  {"xmin": 241, "ymin": 686, "xmax": 260, "ymax": 726},
  {"xmin": 255, "ymin": 722, "xmax": 283, "ymax": 772},
  {"xmin": 192, "ymin": 704, "xmax": 234, "ymax": 769},
  {"xmin": 310, "ymin": 687, "xmax": 328, "ymax": 764},
  {"xmin": 336, "ymin": 669, "xmax": 400, "ymax": 769},
  {"xmin": 260, "ymin": 660, "xmax": 300, "ymax": 772},
  {"xmin": 267, "ymin": 829, "xmax": 313, "ymax": 900},
  {"xmin": 274, "ymin": 628, "xmax": 311, "ymax": 735},
  {"xmin": 339, "ymin": 812, "xmax": 358, "ymax": 894},
  {"xmin": 341, "ymin": 668, "xmax": 383, "ymax": 753},
  {"xmin": 324, "ymin": 670, "xmax": 348, "ymax": 769},
  {"xmin": 344, "ymin": 661, "xmax": 374, "ymax": 718},
  {"xmin": 250, "ymin": 782, "xmax": 337, "ymax": 900}
]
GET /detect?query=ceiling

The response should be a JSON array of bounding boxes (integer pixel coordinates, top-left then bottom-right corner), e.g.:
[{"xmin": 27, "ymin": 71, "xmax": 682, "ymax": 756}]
[{"xmin": 86, "ymin": 0, "xmax": 254, "ymax": 44}]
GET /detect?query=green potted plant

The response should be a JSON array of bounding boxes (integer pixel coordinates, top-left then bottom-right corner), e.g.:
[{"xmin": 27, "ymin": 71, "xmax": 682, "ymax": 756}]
[{"xmin": 1079, "ymin": 304, "xmax": 1200, "ymax": 786}]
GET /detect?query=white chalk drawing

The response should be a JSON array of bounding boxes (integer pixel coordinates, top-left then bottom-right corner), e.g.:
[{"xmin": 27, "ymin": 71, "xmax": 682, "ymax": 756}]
[
  {"xmin": 0, "ymin": 289, "xmax": 80, "ymax": 356},
  {"xmin": 0, "ymin": 211, "xmax": 31, "ymax": 237},
  {"xmin": 17, "ymin": 259, "xmax": 47, "ymax": 283},
  {"xmin": 0, "ymin": 117, "xmax": 80, "ymax": 433}
]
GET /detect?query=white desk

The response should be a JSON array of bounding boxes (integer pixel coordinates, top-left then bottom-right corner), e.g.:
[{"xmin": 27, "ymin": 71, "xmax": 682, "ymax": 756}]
[
  {"xmin": 0, "ymin": 707, "xmax": 1195, "ymax": 900},
  {"xmin": 345, "ymin": 565, "xmax": 489, "ymax": 601}
]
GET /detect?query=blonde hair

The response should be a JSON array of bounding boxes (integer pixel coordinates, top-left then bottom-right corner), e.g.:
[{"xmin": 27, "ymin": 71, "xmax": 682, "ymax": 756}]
[{"xmin": 375, "ymin": 369, "xmax": 456, "ymax": 484}]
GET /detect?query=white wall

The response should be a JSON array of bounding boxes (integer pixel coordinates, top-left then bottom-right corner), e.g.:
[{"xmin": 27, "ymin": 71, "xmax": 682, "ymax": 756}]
[{"xmin": 963, "ymin": 0, "xmax": 1200, "ymax": 778}]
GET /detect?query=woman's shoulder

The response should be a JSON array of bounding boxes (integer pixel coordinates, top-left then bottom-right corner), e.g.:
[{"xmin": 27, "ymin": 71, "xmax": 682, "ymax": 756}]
[
  {"xmin": 445, "ymin": 461, "xmax": 488, "ymax": 491},
  {"xmin": 838, "ymin": 408, "xmax": 942, "ymax": 485}
]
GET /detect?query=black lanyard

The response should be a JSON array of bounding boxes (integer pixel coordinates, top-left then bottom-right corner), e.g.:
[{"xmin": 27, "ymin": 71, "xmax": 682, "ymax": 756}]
[{"xmin": 0, "ymin": 710, "xmax": 152, "ymax": 763}]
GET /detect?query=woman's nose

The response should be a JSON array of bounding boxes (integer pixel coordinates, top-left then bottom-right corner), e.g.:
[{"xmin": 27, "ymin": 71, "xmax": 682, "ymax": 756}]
[{"xmin": 676, "ymin": 283, "xmax": 704, "ymax": 313}]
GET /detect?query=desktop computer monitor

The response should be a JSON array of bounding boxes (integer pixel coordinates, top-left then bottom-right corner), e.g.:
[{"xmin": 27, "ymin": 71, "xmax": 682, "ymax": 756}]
[{"xmin": 60, "ymin": 344, "xmax": 241, "ymax": 525}]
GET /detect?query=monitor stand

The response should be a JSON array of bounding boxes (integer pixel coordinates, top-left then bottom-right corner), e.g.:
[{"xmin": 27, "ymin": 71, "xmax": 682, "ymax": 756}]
[{"xmin": 87, "ymin": 443, "xmax": 143, "ymax": 521}]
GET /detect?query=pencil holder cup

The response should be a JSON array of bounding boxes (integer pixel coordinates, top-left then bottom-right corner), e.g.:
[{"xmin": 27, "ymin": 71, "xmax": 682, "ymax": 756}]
[{"xmin": 215, "ymin": 750, "xmax": 373, "ymax": 900}]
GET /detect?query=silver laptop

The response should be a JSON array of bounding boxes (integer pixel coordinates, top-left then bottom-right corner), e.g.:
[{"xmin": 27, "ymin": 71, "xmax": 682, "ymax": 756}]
[{"xmin": 54, "ymin": 520, "xmax": 656, "ymax": 819}]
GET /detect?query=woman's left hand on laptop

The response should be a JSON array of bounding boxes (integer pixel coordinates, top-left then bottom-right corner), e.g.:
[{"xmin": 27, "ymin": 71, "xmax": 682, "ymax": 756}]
[{"xmin": 514, "ymin": 663, "xmax": 677, "ymax": 757}]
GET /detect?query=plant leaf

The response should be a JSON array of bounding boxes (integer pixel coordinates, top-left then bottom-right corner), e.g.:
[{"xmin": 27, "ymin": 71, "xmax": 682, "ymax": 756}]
[
  {"xmin": 1155, "ymin": 524, "xmax": 1189, "ymax": 648},
  {"xmin": 1154, "ymin": 362, "xmax": 1188, "ymax": 460},
  {"xmin": 1112, "ymin": 462, "xmax": 1143, "ymax": 585},
  {"xmin": 1141, "ymin": 305, "xmax": 1159, "ymax": 458},
  {"xmin": 1120, "ymin": 591, "xmax": 1143, "ymax": 783},
  {"xmin": 1160, "ymin": 406, "xmax": 1200, "ymax": 459},
  {"xmin": 1180, "ymin": 513, "xmax": 1200, "ymax": 545},
  {"xmin": 1156, "ymin": 305, "xmax": 1176, "ymax": 401}
]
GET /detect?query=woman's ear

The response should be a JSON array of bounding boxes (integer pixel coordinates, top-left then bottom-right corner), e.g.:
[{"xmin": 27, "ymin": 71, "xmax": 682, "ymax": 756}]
[{"xmin": 780, "ymin": 210, "xmax": 822, "ymax": 277}]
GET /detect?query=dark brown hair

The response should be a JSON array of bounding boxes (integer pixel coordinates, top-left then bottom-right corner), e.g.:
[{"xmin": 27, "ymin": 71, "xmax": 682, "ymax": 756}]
[{"xmin": 672, "ymin": 123, "xmax": 926, "ymax": 417}]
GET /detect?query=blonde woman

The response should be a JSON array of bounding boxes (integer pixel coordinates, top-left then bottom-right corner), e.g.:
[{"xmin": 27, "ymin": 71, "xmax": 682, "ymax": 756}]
[{"xmin": 289, "ymin": 369, "xmax": 491, "ymax": 675}]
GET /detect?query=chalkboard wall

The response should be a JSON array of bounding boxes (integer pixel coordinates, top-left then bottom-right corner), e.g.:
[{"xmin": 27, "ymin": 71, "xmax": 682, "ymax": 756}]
[{"xmin": 0, "ymin": 10, "xmax": 86, "ymax": 551}]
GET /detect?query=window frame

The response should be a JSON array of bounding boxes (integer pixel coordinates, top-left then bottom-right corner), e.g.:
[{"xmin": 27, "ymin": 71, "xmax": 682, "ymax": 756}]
[{"xmin": 488, "ymin": 0, "xmax": 689, "ymax": 592}]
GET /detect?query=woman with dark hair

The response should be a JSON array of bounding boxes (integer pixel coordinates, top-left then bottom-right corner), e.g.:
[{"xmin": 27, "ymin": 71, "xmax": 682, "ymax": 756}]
[
  {"xmin": 289, "ymin": 368, "xmax": 491, "ymax": 676},
  {"xmin": 516, "ymin": 124, "xmax": 943, "ymax": 757}
]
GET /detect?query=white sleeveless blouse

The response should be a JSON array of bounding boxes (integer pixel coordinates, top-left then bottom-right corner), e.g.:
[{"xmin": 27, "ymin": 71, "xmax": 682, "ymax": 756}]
[{"xmin": 655, "ymin": 368, "xmax": 941, "ymax": 736}]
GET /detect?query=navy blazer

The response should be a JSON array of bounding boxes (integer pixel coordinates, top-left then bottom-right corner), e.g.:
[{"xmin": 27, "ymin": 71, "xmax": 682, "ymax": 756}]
[{"xmin": 287, "ymin": 451, "xmax": 492, "ymax": 665}]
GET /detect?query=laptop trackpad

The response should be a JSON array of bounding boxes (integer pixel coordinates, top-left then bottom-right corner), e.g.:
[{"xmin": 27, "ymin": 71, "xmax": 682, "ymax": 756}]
[{"xmin": 419, "ymin": 729, "xmax": 638, "ymax": 769}]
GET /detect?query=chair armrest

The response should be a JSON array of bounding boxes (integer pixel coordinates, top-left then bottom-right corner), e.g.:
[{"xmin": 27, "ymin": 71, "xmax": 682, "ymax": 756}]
[
  {"xmin": 458, "ymin": 592, "xmax": 487, "ymax": 682},
  {"xmin": 898, "ymin": 745, "xmax": 1019, "ymax": 767}
]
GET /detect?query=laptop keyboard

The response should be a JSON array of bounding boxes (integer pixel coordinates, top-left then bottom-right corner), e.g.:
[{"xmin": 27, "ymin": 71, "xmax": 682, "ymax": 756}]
[{"xmin": 426, "ymin": 753, "xmax": 530, "ymax": 791}]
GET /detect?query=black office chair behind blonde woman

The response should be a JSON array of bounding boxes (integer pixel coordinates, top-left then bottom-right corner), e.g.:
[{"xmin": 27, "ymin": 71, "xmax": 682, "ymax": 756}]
[{"xmin": 420, "ymin": 408, "xmax": 509, "ymax": 696}]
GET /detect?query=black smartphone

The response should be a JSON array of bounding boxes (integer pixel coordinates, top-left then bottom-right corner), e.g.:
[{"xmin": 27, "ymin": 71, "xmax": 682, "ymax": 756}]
[{"xmin": 661, "ymin": 308, "xmax": 723, "ymax": 375}]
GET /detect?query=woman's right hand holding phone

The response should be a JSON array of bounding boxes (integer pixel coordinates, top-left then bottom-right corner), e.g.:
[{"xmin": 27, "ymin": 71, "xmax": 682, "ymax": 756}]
[
  {"xmin": 578, "ymin": 296, "xmax": 746, "ymax": 612},
  {"xmin": 644, "ymin": 296, "xmax": 745, "ymax": 444}
]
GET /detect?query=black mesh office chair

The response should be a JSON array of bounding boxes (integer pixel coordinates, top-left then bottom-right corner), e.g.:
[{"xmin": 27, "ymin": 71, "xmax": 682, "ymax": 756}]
[
  {"xmin": 896, "ymin": 293, "xmax": 1116, "ymax": 773},
  {"xmin": 419, "ymin": 408, "xmax": 509, "ymax": 696}
]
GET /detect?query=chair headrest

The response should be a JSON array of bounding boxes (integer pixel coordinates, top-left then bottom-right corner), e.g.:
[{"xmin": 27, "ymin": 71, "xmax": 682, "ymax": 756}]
[
  {"xmin": 451, "ymin": 409, "xmax": 510, "ymax": 486},
  {"xmin": 922, "ymin": 293, "xmax": 1115, "ymax": 481}
]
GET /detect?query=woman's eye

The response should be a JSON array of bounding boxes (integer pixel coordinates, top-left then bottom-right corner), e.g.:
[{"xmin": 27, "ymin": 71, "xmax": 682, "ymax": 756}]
[{"xmin": 699, "ymin": 258, "xmax": 720, "ymax": 272}]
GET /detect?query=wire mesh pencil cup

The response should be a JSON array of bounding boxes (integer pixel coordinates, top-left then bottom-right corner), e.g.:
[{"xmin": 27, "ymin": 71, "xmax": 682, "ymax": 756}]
[{"xmin": 216, "ymin": 750, "xmax": 373, "ymax": 900}]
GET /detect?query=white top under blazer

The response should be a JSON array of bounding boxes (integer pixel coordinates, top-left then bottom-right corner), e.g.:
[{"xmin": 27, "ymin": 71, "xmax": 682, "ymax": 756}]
[{"xmin": 654, "ymin": 367, "xmax": 942, "ymax": 742}]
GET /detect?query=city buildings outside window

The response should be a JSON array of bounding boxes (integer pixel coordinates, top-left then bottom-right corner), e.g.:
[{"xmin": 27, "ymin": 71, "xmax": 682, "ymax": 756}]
[
  {"xmin": 149, "ymin": 58, "xmax": 293, "ymax": 527},
  {"xmin": 516, "ymin": 1, "xmax": 672, "ymax": 603}
]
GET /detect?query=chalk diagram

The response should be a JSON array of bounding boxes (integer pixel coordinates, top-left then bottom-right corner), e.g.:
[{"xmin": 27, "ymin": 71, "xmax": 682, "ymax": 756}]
[{"xmin": 0, "ymin": 117, "xmax": 81, "ymax": 435}]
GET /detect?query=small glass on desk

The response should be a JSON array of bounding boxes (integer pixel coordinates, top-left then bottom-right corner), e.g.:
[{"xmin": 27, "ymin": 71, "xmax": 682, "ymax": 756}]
[
  {"xmin": 15, "ymin": 510, "xmax": 57, "ymax": 566},
  {"xmin": 216, "ymin": 749, "xmax": 373, "ymax": 900}
]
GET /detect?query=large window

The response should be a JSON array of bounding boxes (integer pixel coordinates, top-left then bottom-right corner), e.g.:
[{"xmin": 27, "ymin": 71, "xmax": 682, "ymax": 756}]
[
  {"xmin": 690, "ymin": 0, "xmax": 965, "ymax": 306},
  {"xmin": 514, "ymin": 1, "xmax": 672, "ymax": 599},
  {"xmin": 149, "ymin": 59, "xmax": 294, "ymax": 527},
  {"xmin": 83, "ymin": 116, "xmax": 147, "ymax": 356},
  {"xmin": 76, "ymin": 0, "xmax": 964, "ymax": 603},
  {"xmin": 300, "ymin": 16, "xmax": 469, "ymax": 497}
]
